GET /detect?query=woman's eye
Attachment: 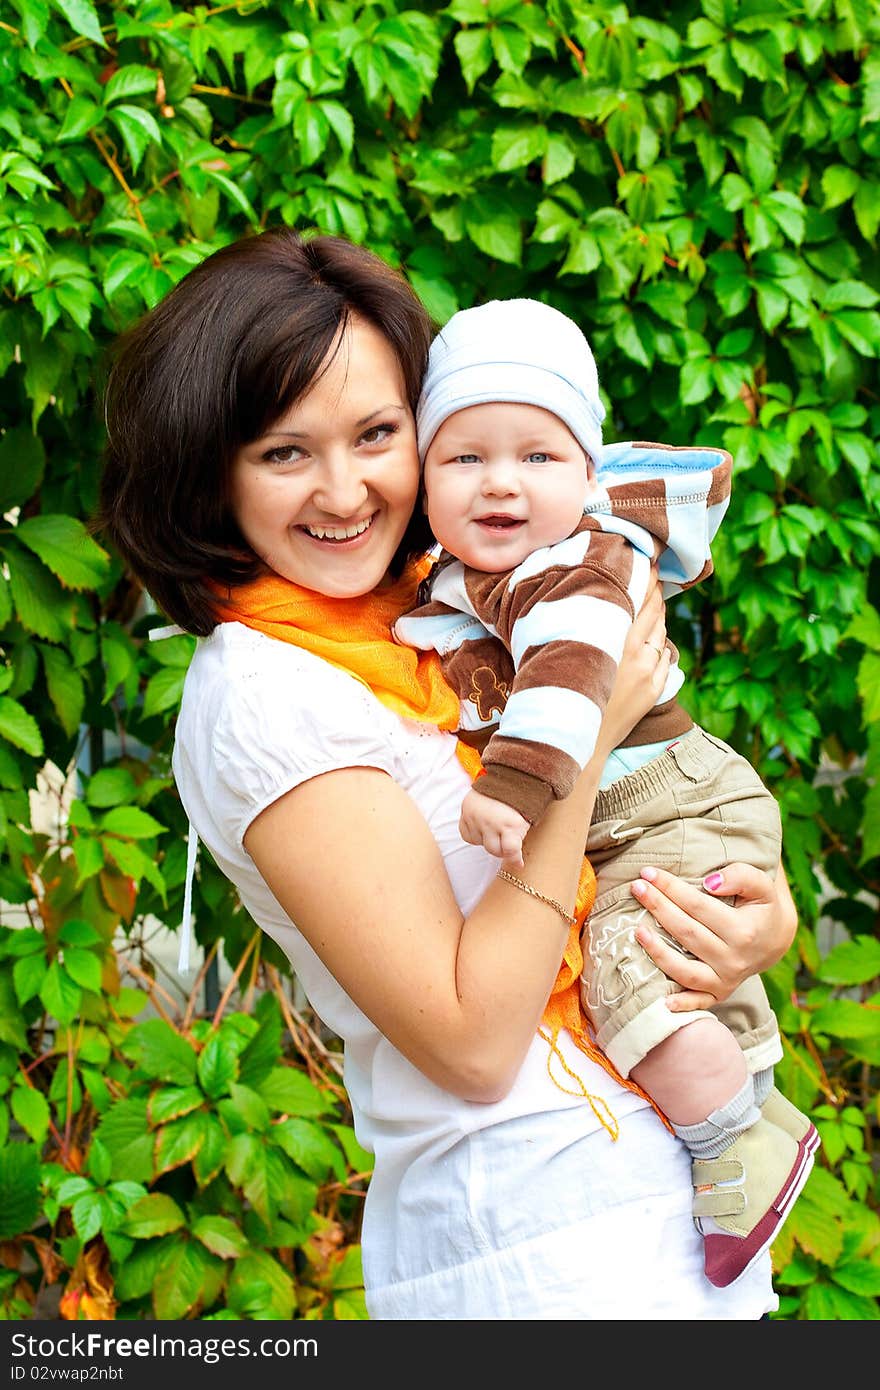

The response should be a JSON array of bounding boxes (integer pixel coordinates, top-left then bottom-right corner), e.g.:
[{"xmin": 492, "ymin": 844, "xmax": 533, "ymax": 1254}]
[
  {"xmin": 361, "ymin": 422, "xmax": 397, "ymax": 445},
  {"xmin": 262, "ymin": 444, "xmax": 304, "ymax": 465}
]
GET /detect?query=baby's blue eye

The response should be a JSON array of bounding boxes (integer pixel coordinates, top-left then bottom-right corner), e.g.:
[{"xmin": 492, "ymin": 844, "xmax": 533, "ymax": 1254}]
[{"xmin": 527, "ymin": 452, "xmax": 550, "ymax": 463}]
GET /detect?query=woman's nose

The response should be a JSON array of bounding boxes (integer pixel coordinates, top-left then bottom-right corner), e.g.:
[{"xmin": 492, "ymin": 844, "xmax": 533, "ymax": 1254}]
[{"xmin": 313, "ymin": 455, "xmax": 369, "ymax": 516}]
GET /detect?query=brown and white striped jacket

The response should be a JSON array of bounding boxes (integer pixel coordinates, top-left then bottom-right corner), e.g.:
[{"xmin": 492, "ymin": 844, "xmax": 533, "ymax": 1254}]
[{"xmin": 393, "ymin": 441, "xmax": 733, "ymax": 825}]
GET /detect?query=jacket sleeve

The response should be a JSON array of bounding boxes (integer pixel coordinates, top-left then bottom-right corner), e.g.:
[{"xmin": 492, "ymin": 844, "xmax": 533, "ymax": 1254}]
[{"xmin": 477, "ymin": 549, "xmax": 638, "ymax": 821}]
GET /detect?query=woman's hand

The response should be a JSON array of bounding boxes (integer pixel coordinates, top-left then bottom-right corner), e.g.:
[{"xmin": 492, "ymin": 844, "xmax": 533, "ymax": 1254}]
[
  {"xmin": 630, "ymin": 863, "xmax": 797, "ymax": 1010},
  {"xmin": 598, "ymin": 571, "xmax": 671, "ymax": 756}
]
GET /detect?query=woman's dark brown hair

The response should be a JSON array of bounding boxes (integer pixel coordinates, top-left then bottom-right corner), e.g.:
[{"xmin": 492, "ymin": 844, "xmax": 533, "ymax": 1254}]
[{"xmin": 95, "ymin": 227, "xmax": 435, "ymax": 634}]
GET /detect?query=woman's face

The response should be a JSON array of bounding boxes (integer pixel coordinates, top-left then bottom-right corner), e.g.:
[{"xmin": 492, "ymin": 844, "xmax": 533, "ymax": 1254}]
[{"xmin": 230, "ymin": 314, "xmax": 420, "ymax": 598}]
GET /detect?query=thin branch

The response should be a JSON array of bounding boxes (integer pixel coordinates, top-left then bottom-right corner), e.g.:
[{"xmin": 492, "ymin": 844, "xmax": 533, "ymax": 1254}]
[
  {"xmin": 211, "ymin": 930, "xmax": 261, "ymax": 1028},
  {"xmin": 116, "ymin": 955, "xmax": 179, "ymax": 1025}
]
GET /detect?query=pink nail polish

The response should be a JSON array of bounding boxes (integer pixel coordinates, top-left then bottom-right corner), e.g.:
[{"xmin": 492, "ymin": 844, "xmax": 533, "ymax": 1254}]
[{"xmin": 704, "ymin": 872, "xmax": 723, "ymax": 892}]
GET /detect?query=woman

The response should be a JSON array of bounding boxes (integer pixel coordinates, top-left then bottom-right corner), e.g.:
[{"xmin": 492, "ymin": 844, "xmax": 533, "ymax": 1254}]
[{"xmin": 97, "ymin": 227, "xmax": 797, "ymax": 1319}]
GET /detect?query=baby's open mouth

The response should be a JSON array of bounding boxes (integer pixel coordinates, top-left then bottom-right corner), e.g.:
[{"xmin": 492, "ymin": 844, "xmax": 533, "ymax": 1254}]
[{"xmin": 476, "ymin": 516, "xmax": 525, "ymax": 530}]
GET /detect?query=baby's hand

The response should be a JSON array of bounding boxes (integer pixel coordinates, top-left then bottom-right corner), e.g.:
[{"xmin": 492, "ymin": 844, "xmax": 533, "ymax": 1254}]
[{"xmin": 459, "ymin": 788, "xmax": 530, "ymax": 867}]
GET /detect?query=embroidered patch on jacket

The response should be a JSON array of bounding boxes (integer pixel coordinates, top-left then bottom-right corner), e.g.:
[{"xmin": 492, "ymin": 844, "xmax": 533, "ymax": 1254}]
[{"xmin": 469, "ymin": 666, "xmax": 509, "ymax": 721}]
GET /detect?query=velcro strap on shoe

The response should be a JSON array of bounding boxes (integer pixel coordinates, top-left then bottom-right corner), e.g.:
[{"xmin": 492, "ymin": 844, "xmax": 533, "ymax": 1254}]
[
  {"xmin": 692, "ymin": 1155, "xmax": 747, "ymax": 1219},
  {"xmin": 692, "ymin": 1156, "xmax": 744, "ymax": 1186},
  {"xmin": 693, "ymin": 1187, "xmax": 747, "ymax": 1218}
]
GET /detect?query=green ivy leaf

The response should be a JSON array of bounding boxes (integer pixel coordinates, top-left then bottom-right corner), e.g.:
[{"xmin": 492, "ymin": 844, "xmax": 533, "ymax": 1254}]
[
  {"xmin": 11, "ymin": 1086, "xmax": 50, "ymax": 1145},
  {"xmin": 94, "ymin": 1099, "xmax": 155, "ymax": 1183},
  {"xmin": 197, "ymin": 1033, "xmax": 240, "ymax": 1100},
  {"xmin": 148, "ymin": 1085, "xmax": 205, "ymax": 1126},
  {"xmin": 102, "ymin": 248, "xmax": 148, "ymax": 300},
  {"xmin": 107, "ymin": 105, "xmax": 162, "ymax": 174},
  {"xmin": 202, "ymin": 167, "xmax": 259, "ymax": 227},
  {"xmin": 13, "ymin": 953, "xmax": 47, "ymax": 1007},
  {"xmin": 142, "ymin": 667, "xmax": 186, "ymax": 721},
  {"xmin": 152, "ymin": 1238, "xmax": 213, "ymax": 1320},
  {"xmin": 61, "ymin": 946, "xmax": 102, "ymax": 993},
  {"xmin": 811, "ymin": 999, "xmax": 880, "ymax": 1041},
  {"xmin": 191, "ymin": 1214, "xmax": 250, "ymax": 1259},
  {"xmin": 832, "ymin": 1261, "xmax": 880, "ymax": 1297},
  {"xmin": 193, "ymin": 1115, "xmax": 228, "ymax": 1188},
  {"xmin": 39, "ymin": 644, "xmax": 85, "ymax": 738},
  {"xmin": 0, "ymin": 1143, "xmax": 41, "ymax": 1239},
  {"xmin": 817, "ymin": 936, "xmax": 880, "ymax": 987},
  {"xmin": 121, "ymin": 1018, "xmax": 197, "ymax": 1086},
  {"xmin": 258, "ymin": 1066, "xmax": 334, "ymax": 1118},
  {"xmin": 72, "ymin": 835, "xmax": 104, "ymax": 884},
  {"xmin": 154, "ymin": 1112, "xmax": 209, "ymax": 1175},
  {"xmin": 227, "ymin": 1248, "xmax": 295, "ymax": 1319},
  {"xmin": 53, "ymin": 0, "xmax": 105, "ymax": 46},
  {"xmin": 58, "ymin": 920, "xmax": 101, "ymax": 947},
  {"xmin": 464, "ymin": 206, "xmax": 522, "ymax": 265},
  {"xmin": 40, "ymin": 959, "xmax": 81, "ymax": 1025},
  {"xmin": 273, "ymin": 1117, "xmax": 346, "ymax": 1183},
  {"xmin": 0, "ymin": 696, "xmax": 43, "ymax": 759},
  {"xmin": 15, "ymin": 515, "xmax": 110, "ymax": 590},
  {"xmin": 84, "ymin": 767, "xmax": 138, "ymax": 808},
  {"xmin": 0, "ymin": 427, "xmax": 45, "ymax": 514},
  {"xmin": 123, "ymin": 1192, "xmax": 186, "ymax": 1239},
  {"xmin": 103, "ymin": 65, "xmax": 158, "ymax": 105},
  {"xmin": 491, "ymin": 124, "xmax": 546, "ymax": 172},
  {"xmin": 327, "ymin": 1243, "xmax": 364, "ymax": 1290},
  {"xmin": 100, "ymin": 806, "xmax": 164, "ymax": 839},
  {"xmin": 56, "ymin": 96, "xmax": 102, "ymax": 142}
]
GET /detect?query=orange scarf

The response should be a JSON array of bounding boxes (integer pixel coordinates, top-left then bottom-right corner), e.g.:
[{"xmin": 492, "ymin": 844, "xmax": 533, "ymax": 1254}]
[{"xmin": 213, "ymin": 563, "xmax": 667, "ymax": 1136}]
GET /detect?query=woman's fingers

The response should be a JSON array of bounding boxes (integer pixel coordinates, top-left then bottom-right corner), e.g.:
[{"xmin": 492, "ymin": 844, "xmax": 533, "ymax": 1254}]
[
  {"xmin": 630, "ymin": 865, "xmax": 747, "ymax": 1006},
  {"xmin": 628, "ymin": 574, "xmax": 665, "ymax": 646},
  {"xmin": 624, "ymin": 572, "xmax": 669, "ymax": 698},
  {"xmin": 627, "ymin": 860, "xmax": 796, "ymax": 1010}
]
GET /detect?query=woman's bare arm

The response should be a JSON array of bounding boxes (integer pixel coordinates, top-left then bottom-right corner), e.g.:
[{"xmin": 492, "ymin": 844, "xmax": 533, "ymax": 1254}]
[
  {"xmin": 244, "ymin": 582, "xmax": 671, "ymax": 1103},
  {"xmin": 245, "ymin": 761, "xmax": 591, "ymax": 1103}
]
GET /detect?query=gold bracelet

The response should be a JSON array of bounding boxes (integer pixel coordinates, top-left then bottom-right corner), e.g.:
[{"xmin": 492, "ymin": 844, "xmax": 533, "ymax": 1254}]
[{"xmin": 497, "ymin": 869, "xmax": 577, "ymax": 928}]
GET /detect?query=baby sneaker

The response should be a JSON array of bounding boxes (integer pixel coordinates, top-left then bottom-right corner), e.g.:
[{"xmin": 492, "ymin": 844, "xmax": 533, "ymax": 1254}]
[
  {"xmin": 761, "ymin": 1085, "xmax": 820, "ymax": 1162},
  {"xmin": 691, "ymin": 1114, "xmax": 817, "ymax": 1288}
]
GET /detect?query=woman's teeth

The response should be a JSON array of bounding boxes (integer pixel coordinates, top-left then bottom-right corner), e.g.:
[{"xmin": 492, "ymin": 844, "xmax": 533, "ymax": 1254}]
[{"xmin": 305, "ymin": 517, "xmax": 372, "ymax": 541}]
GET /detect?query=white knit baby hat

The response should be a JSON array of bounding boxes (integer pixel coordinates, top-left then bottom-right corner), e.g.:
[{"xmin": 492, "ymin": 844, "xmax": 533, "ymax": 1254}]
[{"xmin": 416, "ymin": 298, "xmax": 606, "ymax": 463}]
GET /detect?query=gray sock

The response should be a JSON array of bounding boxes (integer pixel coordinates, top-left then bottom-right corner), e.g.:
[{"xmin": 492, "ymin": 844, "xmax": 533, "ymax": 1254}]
[
  {"xmin": 753, "ymin": 1066, "xmax": 774, "ymax": 1107},
  {"xmin": 673, "ymin": 1074, "xmax": 760, "ymax": 1161}
]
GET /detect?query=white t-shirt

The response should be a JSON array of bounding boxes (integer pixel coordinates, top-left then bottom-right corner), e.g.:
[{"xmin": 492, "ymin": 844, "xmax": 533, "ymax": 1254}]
[{"xmin": 172, "ymin": 621, "xmax": 778, "ymax": 1320}]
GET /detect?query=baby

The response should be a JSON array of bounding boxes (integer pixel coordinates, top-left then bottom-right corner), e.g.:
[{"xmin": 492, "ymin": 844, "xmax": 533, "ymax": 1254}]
[{"xmin": 394, "ymin": 298, "xmax": 818, "ymax": 1289}]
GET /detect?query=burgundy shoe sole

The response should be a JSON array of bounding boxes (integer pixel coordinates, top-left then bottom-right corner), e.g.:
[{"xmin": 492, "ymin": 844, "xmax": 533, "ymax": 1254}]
[{"xmin": 704, "ymin": 1123, "xmax": 819, "ymax": 1289}]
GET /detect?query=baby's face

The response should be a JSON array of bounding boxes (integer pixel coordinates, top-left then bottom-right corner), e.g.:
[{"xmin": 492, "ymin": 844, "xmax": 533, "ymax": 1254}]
[{"xmin": 422, "ymin": 401, "xmax": 594, "ymax": 571}]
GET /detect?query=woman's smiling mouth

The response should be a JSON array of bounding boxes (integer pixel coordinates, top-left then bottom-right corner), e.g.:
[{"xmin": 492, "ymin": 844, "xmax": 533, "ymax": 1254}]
[{"xmin": 302, "ymin": 515, "xmax": 375, "ymax": 543}]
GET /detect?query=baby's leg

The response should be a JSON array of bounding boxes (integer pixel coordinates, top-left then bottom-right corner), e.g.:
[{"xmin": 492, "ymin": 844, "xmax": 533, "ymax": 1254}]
[
  {"xmin": 583, "ymin": 730, "xmax": 818, "ymax": 1287},
  {"xmin": 630, "ymin": 1016, "xmax": 750, "ymax": 1130}
]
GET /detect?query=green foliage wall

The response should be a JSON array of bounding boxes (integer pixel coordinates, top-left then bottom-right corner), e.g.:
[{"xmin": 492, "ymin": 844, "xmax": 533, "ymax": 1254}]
[{"xmin": 1, "ymin": 0, "xmax": 878, "ymax": 1321}]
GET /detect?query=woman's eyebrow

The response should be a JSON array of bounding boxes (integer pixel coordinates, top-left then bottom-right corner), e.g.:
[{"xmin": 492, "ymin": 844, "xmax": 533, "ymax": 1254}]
[
  {"xmin": 355, "ymin": 403, "xmax": 407, "ymax": 425},
  {"xmin": 261, "ymin": 403, "xmax": 406, "ymax": 441}
]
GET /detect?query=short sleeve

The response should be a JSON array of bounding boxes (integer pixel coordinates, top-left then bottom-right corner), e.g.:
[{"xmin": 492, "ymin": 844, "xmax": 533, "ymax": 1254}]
[{"xmin": 180, "ymin": 627, "xmax": 402, "ymax": 852}]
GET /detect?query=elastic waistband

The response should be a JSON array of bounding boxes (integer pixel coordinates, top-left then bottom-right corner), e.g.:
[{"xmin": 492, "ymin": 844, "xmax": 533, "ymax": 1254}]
[{"xmin": 593, "ymin": 726, "xmax": 706, "ymax": 819}]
